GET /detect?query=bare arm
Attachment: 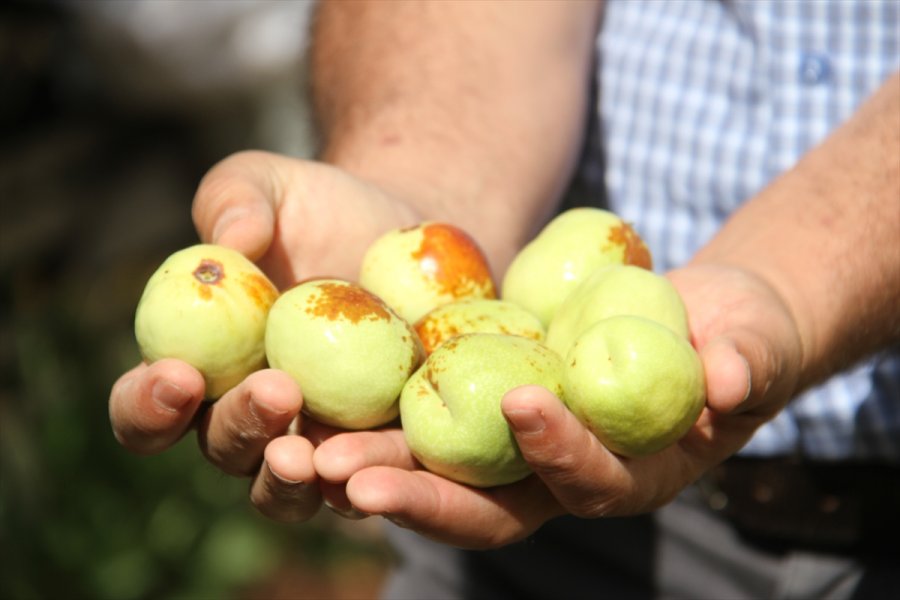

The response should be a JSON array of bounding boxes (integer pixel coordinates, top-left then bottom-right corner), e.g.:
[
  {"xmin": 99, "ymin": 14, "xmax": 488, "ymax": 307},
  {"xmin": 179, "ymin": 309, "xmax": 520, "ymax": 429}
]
[
  {"xmin": 310, "ymin": 0, "xmax": 603, "ymax": 273},
  {"xmin": 691, "ymin": 71, "xmax": 900, "ymax": 405}
]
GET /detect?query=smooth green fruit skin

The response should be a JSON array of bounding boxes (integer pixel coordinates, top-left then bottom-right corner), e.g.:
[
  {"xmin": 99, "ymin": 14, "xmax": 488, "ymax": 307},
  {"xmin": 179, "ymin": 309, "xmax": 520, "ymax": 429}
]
[
  {"xmin": 563, "ymin": 316, "xmax": 705, "ymax": 457},
  {"xmin": 414, "ymin": 298, "xmax": 545, "ymax": 355},
  {"xmin": 502, "ymin": 208, "xmax": 652, "ymax": 328},
  {"xmin": 134, "ymin": 244, "xmax": 278, "ymax": 399},
  {"xmin": 265, "ymin": 279, "xmax": 422, "ymax": 429},
  {"xmin": 546, "ymin": 265, "xmax": 689, "ymax": 357},
  {"xmin": 400, "ymin": 333, "xmax": 564, "ymax": 487}
]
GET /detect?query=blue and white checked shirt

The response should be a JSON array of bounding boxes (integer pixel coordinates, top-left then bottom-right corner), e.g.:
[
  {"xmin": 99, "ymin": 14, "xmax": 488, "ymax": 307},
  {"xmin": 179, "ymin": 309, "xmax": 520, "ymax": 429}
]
[{"xmin": 593, "ymin": 0, "xmax": 900, "ymax": 460}]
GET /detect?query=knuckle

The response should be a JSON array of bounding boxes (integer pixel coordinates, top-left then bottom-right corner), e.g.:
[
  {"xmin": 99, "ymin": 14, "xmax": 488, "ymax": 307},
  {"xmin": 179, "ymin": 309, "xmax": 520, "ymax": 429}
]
[
  {"xmin": 251, "ymin": 475, "xmax": 320, "ymax": 523},
  {"xmin": 528, "ymin": 448, "xmax": 583, "ymax": 478},
  {"xmin": 566, "ymin": 497, "xmax": 620, "ymax": 519},
  {"xmin": 202, "ymin": 409, "xmax": 270, "ymax": 477},
  {"xmin": 116, "ymin": 422, "xmax": 174, "ymax": 456}
]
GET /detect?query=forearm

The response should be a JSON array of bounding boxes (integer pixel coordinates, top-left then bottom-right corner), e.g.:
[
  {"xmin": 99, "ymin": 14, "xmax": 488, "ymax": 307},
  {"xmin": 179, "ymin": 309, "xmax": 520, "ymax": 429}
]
[
  {"xmin": 309, "ymin": 0, "xmax": 603, "ymax": 272},
  {"xmin": 693, "ymin": 71, "xmax": 900, "ymax": 391}
]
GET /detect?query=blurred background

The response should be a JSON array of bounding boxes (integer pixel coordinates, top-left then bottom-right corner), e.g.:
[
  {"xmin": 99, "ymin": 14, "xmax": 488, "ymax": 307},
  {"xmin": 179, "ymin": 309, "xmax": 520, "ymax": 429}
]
[{"xmin": 1, "ymin": 1, "xmax": 396, "ymax": 598}]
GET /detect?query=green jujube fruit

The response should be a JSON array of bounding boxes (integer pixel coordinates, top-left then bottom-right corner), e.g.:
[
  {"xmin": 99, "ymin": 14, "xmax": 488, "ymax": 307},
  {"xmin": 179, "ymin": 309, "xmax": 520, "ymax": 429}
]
[
  {"xmin": 400, "ymin": 333, "xmax": 564, "ymax": 487},
  {"xmin": 265, "ymin": 279, "xmax": 423, "ymax": 429},
  {"xmin": 545, "ymin": 264, "xmax": 689, "ymax": 357},
  {"xmin": 563, "ymin": 315, "xmax": 705, "ymax": 457},
  {"xmin": 414, "ymin": 298, "xmax": 545, "ymax": 355},
  {"xmin": 134, "ymin": 244, "xmax": 279, "ymax": 399},
  {"xmin": 502, "ymin": 208, "xmax": 652, "ymax": 327}
]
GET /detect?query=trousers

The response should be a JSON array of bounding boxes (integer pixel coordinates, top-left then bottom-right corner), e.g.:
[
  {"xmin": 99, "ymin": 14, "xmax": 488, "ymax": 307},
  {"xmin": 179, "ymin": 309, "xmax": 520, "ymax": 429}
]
[{"xmin": 379, "ymin": 483, "xmax": 896, "ymax": 600}]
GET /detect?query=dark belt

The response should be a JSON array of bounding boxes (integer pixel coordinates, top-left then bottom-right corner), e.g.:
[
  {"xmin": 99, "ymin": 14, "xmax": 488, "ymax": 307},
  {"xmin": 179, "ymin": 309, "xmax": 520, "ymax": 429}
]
[{"xmin": 698, "ymin": 456, "xmax": 900, "ymax": 555}]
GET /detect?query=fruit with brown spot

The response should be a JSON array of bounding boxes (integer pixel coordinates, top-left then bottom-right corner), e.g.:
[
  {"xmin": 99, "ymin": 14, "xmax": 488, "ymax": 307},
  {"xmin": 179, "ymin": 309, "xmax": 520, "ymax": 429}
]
[
  {"xmin": 134, "ymin": 244, "xmax": 278, "ymax": 398},
  {"xmin": 265, "ymin": 279, "xmax": 424, "ymax": 429}
]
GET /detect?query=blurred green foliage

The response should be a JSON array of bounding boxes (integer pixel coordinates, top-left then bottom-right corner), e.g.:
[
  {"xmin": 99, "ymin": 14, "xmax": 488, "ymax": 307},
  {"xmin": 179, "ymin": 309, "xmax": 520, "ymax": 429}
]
[
  {"xmin": 0, "ymin": 245, "xmax": 392, "ymax": 600},
  {"xmin": 0, "ymin": 5, "xmax": 392, "ymax": 597}
]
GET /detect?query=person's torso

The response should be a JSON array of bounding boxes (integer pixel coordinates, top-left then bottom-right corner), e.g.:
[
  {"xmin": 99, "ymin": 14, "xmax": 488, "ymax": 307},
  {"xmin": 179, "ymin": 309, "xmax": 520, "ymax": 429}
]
[{"xmin": 593, "ymin": 0, "xmax": 900, "ymax": 461}]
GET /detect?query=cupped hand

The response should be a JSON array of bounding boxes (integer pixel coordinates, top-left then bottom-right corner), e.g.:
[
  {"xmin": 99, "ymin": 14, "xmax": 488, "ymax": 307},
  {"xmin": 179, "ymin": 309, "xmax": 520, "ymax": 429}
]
[
  {"xmin": 190, "ymin": 150, "xmax": 420, "ymax": 288},
  {"xmin": 109, "ymin": 151, "xmax": 421, "ymax": 522},
  {"xmin": 110, "ymin": 361, "xmax": 320, "ymax": 522},
  {"xmin": 307, "ymin": 262, "xmax": 804, "ymax": 549}
]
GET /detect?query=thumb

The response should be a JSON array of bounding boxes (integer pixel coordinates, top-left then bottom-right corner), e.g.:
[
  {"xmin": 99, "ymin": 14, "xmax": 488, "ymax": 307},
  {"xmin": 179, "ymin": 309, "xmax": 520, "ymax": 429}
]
[
  {"xmin": 192, "ymin": 150, "xmax": 279, "ymax": 262},
  {"xmin": 501, "ymin": 385, "xmax": 625, "ymax": 517},
  {"xmin": 699, "ymin": 336, "xmax": 752, "ymax": 415}
]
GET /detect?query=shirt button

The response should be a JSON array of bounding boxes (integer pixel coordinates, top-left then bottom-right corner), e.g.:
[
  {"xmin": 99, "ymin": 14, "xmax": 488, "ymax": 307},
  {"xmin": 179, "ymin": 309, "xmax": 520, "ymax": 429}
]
[{"xmin": 799, "ymin": 52, "xmax": 832, "ymax": 86}]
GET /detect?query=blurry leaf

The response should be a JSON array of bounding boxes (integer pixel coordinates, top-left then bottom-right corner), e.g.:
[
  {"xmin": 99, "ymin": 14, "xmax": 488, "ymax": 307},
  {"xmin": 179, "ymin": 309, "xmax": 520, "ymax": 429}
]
[
  {"xmin": 0, "ymin": 396, "xmax": 41, "ymax": 512},
  {"xmin": 1, "ymin": 14, "xmax": 391, "ymax": 597},
  {"xmin": 191, "ymin": 460, "xmax": 245, "ymax": 509},
  {"xmin": 197, "ymin": 515, "xmax": 279, "ymax": 588},
  {"xmin": 91, "ymin": 547, "xmax": 159, "ymax": 600},
  {"xmin": 146, "ymin": 496, "xmax": 201, "ymax": 560}
]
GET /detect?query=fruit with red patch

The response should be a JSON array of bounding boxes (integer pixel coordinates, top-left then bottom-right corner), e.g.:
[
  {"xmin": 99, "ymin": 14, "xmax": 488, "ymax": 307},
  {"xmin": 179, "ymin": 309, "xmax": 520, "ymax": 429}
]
[{"xmin": 359, "ymin": 222, "xmax": 496, "ymax": 324}]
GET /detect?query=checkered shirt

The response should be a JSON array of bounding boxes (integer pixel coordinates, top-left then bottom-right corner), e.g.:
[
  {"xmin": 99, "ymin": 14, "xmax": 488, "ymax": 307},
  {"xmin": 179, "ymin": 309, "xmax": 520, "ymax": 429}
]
[{"xmin": 592, "ymin": 0, "xmax": 900, "ymax": 460}]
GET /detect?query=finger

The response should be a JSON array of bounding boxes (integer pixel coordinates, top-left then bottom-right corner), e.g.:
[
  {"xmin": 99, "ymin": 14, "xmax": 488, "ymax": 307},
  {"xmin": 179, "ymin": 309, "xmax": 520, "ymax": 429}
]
[
  {"xmin": 313, "ymin": 428, "xmax": 416, "ymax": 521},
  {"xmin": 199, "ymin": 369, "xmax": 303, "ymax": 477},
  {"xmin": 192, "ymin": 150, "xmax": 280, "ymax": 261},
  {"xmin": 700, "ymin": 336, "xmax": 751, "ymax": 414},
  {"xmin": 250, "ymin": 435, "xmax": 321, "ymax": 523},
  {"xmin": 320, "ymin": 480, "xmax": 368, "ymax": 520},
  {"xmin": 313, "ymin": 428, "xmax": 417, "ymax": 482},
  {"xmin": 703, "ymin": 326, "xmax": 798, "ymax": 420},
  {"xmin": 684, "ymin": 334, "xmax": 766, "ymax": 460},
  {"xmin": 303, "ymin": 420, "xmax": 347, "ymax": 447},
  {"xmin": 345, "ymin": 467, "xmax": 559, "ymax": 549},
  {"xmin": 501, "ymin": 385, "xmax": 636, "ymax": 517},
  {"xmin": 109, "ymin": 359, "xmax": 205, "ymax": 455}
]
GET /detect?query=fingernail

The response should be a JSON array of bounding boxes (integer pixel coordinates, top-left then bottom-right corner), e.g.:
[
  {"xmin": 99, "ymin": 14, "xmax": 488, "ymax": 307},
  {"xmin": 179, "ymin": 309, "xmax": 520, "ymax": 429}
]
[
  {"xmin": 384, "ymin": 515, "xmax": 413, "ymax": 529},
  {"xmin": 269, "ymin": 466, "xmax": 305, "ymax": 486},
  {"xmin": 263, "ymin": 461, "xmax": 306, "ymax": 485},
  {"xmin": 250, "ymin": 395, "xmax": 289, "ymax": 420},
  {"xmin": 323, "ymin": 498, "xmax": 366, "ymax": 520},
  {"xmin": 505, "ymin": 408, "xmax": 546, "ymax": 434},
  {"xmin": 265, "ymin": 464, "xmax": 314, "ymax": 503},
  {"xmin": 152, "ymin": 380, "xmax": 192, "ymax": 412},
  {"xmin": 742, "ymin": 356, "xmax": 752, "ymax": 403},
  {"xmin": 212, "ymin": 207, "xmax": 249, "ymax": 243}
]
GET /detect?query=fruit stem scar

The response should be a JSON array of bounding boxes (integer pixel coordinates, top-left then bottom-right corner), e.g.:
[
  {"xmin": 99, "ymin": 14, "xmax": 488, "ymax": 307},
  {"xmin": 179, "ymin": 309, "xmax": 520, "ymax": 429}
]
[{"xmin": 193, "ymin": 259, "xmax": 225, "ymax": 285}]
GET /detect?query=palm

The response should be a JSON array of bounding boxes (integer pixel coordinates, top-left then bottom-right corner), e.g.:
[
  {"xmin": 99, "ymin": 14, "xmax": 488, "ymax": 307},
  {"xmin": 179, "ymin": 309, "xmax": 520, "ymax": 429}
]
[
  {"xmin": 112, "ymin": 151, "xmax": 807, "ymax": 547},
  {"xmin": 668, "ymin": 263, "xmax": 802, "ymax": 420},
  {"xmin": 109, "ymin": 154, "xmax": 420, "ymax": 523},
  {"xmin": 312, "ymin": 262, "xmax": 805, "ymax": 548},
  {"xmin": 194, "ymin": 155, "xmax": 418, "ymax": 289}
]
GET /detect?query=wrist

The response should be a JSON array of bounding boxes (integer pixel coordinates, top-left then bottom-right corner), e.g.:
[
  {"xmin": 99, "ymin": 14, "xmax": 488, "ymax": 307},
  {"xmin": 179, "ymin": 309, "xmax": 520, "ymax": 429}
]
[
  {"xmin": 285, "ymin": 163, "xmax": 423, "ymax": 283},
  {"xmin": 689, "ymin": 216, "xmax": 819, "ymax": 397},
  {"xmin": 323, "ymin": 152, "xmax": 543, "ymax": 276}
]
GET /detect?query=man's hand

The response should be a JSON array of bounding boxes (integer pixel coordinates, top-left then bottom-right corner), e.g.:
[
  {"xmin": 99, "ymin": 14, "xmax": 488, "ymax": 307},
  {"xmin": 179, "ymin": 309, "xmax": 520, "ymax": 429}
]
[
  {"xmin": 110, "ymin": 359, "xmax": 320, "ymax": 522},
  {"xmin": 303, "ymin": 263, "xmax": 803, "ymax": 549},
  {"xmin": 189, "ymin": 151, "xmax": 420, "ymax": 289},
  {"xmin": 109, "ymin": 151, "xmax": 420, "ymax": 523},
  {"xmin": 311, "ymin": 71, "xmax": 897, "ymax": 548},
  {"xmin": 110, "ymin": 0, "xmax": 604, "ymax": 528}
]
